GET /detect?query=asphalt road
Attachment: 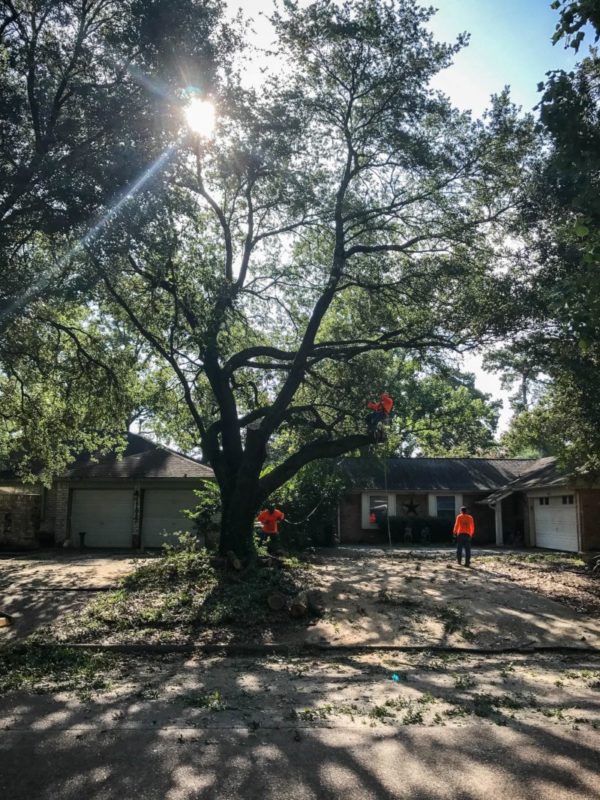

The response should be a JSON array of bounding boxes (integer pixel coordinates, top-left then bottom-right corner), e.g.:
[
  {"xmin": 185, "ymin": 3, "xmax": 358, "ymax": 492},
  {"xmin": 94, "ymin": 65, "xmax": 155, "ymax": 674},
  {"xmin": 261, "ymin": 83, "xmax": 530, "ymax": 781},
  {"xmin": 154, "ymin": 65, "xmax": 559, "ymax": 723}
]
[{"xmin": 1, "ymin": 724, "xmax": 599, "ymax": 799}]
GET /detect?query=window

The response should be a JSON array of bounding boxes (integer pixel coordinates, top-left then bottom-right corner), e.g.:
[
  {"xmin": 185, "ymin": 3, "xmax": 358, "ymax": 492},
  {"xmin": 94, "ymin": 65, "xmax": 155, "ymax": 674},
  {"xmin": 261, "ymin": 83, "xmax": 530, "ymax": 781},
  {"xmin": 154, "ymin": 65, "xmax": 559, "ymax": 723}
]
[
  {"xmin": 538, "ymin": 497, "xmax": 549, "ymax": 506},
  {"xmin": 369, "ymin": 495, "xmax": 388, "ymax": 516},
  {"xmin": 436, "ymin": 496, "xmax": 455, "ymax": 521},
  {"xmin": 365, "ymin": 495, "xmax": 388, "ymax": 527},
  {"xmin": 562, "ymin": 495, "xmax": 574, "ymax": 505}
]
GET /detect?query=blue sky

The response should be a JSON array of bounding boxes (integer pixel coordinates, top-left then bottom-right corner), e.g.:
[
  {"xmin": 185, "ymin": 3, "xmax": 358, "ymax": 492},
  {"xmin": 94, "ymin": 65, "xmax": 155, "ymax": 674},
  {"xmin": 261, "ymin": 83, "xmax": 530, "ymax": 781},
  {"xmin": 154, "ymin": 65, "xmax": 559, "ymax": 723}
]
[
  {"xmin": 425, "ymin": 1, "xmax": 582, "ymax": 428},
  {"xmin": 428, "ymin": 0, "xmax": 582, "ymax": 117},
  {"xmin": 228, "ymin": 0, "xmax": 586, "ymax": 432}
]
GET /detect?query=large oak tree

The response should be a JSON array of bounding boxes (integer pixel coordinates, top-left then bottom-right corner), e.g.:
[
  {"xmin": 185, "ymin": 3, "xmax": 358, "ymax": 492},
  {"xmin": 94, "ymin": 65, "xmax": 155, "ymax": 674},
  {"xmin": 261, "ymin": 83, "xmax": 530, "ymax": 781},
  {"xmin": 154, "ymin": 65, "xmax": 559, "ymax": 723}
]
[{"xmin": 77, "ymin": 0, "xmax": 536, "ymax": 555}]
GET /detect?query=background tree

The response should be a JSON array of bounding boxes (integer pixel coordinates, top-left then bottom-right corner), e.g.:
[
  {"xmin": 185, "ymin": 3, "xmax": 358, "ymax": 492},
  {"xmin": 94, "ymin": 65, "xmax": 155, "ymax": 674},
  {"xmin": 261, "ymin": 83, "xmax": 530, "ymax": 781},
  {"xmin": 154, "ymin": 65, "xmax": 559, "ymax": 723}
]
[
  {"xmin": 0, "ymin": 0, "xmax": 233, "ymax": 474},
  {"xmin": 82, "ymin": 0, "xmax": 535, "ymax": 557},
  {"xmin": 551, "ymin": 0, "xmax": 600, "ymax": 51},
  {"xmin": 492, "ymin": 8, "xmax": 600, "ymax": 470},
  {"xmin": 275, "ymin": 352, "xmax": 500, "ymax": 547}
]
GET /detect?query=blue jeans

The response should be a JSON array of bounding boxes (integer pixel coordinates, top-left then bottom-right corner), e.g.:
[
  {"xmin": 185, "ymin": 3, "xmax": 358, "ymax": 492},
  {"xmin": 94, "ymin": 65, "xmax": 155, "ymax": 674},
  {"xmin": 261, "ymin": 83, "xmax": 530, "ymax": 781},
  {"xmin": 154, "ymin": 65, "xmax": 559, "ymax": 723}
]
[{"xmin": 456, "ymin": 534, "xmax": 472, "ymax": 565}]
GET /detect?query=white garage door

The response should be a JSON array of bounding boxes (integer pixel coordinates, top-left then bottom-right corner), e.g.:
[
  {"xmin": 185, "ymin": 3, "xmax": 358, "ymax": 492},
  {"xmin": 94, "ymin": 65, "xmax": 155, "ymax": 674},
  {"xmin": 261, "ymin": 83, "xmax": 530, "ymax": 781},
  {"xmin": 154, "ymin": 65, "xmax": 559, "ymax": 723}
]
[
  {"xmin": 534, "ymin": 496, "xmax": 578, "ymax": 552},
  {"xmin": 71, "ymin": 490, "xmax": 133, "ymax": 548},
  {"xmin": 141, "ymin": 489, "xmax": 198, "ymax": 548}
]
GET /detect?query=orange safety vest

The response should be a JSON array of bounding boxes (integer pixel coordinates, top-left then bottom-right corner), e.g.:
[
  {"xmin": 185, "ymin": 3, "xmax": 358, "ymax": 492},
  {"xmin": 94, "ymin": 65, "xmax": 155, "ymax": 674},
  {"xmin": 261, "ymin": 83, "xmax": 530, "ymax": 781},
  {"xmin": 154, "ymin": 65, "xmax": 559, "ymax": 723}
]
[{"xmin": 453, "ymin": 513, "xmax": 475, "ymax": 536}]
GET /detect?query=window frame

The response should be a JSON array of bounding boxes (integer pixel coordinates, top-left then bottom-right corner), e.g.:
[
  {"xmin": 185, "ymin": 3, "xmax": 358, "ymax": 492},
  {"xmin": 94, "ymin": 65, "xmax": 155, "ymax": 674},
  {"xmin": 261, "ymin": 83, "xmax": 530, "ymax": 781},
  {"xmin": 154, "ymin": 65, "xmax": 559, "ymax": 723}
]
[{"xmin": 435, "ymin": 495, "xmax": 456, "ymax": 521}]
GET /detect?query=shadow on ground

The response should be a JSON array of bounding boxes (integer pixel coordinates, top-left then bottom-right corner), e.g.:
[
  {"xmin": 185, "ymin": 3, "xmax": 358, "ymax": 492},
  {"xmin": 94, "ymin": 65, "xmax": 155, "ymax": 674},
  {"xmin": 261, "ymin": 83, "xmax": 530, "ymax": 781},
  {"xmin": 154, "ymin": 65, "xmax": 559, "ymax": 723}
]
[{"xmin": 1, "ymin": 649, "xmax": 599, "ymax": 800}]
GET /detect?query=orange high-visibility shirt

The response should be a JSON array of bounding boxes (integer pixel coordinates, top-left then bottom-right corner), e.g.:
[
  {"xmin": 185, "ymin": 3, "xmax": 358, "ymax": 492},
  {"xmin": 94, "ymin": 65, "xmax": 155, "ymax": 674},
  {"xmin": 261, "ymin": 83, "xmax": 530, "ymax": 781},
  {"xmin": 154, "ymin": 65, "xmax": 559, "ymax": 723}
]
[
  {"xmin": 367, "ymin": 394, "xmax": 394, "ymax": 413},
  {"xmin": 453, "ymin": 513, "xmax": 475, "ymax": 536},
  {"xmin": 257, "ymin": 509, "xmax": 285, "ymax": 535},
  {"xmin": 381, "ymin": 393, "xmax": 393, "ymax": 414}
]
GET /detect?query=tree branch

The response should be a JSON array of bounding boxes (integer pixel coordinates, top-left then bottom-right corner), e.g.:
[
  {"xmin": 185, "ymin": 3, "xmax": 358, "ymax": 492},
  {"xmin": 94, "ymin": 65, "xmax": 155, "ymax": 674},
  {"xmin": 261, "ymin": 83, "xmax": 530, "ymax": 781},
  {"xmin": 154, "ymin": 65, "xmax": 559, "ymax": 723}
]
[{"xmin": 258, "ymin": 433, "xmax": 371, "ymax": 500}]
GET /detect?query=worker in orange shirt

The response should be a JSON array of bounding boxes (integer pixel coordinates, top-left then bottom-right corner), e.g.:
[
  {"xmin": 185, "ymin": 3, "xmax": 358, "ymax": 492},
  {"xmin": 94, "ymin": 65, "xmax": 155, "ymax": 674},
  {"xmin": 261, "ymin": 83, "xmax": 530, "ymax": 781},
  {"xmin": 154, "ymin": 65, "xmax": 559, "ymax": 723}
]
[
  {"xmin": 453, "ymin": 506, "xmax": 475, "ymax": 567},
  {"xmin": 257, "ymin": 504, "xmax": 285, "ymax": 553},
  {"xmin": 366, "ymin": 391, "xmax": 394, "ymax": 440}
]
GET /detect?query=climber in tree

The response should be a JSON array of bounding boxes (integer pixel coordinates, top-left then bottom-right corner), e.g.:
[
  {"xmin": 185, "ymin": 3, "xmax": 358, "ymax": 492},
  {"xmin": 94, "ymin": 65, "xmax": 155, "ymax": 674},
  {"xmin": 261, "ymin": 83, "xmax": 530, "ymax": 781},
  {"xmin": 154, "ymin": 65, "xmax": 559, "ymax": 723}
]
[{"xmin": 366, "ymin": 391, "xmax": 394, "ymax": 441}]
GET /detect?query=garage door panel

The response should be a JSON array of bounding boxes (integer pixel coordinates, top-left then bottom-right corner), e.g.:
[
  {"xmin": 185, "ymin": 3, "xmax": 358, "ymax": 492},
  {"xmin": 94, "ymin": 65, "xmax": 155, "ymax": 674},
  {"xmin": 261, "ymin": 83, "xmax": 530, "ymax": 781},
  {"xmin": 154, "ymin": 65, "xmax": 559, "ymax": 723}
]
[
  {"xmin": 71, "ymin": 490, "xmax": 133, "ymax": 548},
  {"xmin": 141, "ymin": 489, "xmax": 198, "ymax": 548},
  {"xmin": 534, "ymin": 502, "xmax": 578, "ymax": 551}
]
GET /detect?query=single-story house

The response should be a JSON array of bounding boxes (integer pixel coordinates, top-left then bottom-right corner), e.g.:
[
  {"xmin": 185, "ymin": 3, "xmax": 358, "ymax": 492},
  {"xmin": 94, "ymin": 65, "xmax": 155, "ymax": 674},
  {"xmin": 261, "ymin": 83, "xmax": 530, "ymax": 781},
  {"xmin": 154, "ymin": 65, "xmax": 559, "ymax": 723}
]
[
  {"xmin": 0, "ymin": 433, "xmax": 214, "ymax": 550},
  {"xmin": 337, "ymin": 457, "xmax": 600, "ymax": 552}
]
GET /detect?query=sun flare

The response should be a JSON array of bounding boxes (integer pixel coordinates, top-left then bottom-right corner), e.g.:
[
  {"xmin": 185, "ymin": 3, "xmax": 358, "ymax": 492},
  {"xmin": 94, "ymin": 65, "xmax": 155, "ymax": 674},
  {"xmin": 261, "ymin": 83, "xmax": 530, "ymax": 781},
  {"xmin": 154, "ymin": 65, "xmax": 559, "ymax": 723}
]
[{"xmin": 184, "ymin": 97, "xmax": 216, "ymax": 138}]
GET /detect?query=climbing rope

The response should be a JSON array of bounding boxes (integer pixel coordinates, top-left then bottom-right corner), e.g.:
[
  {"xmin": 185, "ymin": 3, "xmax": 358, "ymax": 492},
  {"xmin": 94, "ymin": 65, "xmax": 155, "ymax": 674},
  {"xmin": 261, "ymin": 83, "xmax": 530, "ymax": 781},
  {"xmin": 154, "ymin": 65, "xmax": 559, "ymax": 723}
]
[
  {"xmin": 282, "ymin": 498, "xmax": 325, "ymax": 526},
  {"xmin": 383, "ymin": 454, "xmax": 392, "ymax": 550}
]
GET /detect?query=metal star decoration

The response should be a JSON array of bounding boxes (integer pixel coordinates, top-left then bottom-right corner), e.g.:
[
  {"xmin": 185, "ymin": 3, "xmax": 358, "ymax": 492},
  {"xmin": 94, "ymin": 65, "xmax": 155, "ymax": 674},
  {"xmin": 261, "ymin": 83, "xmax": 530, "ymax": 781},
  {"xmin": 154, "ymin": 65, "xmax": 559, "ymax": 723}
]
[{"xmin": 403, "ymin": 498, "xmax": 420, "ymax": 515}]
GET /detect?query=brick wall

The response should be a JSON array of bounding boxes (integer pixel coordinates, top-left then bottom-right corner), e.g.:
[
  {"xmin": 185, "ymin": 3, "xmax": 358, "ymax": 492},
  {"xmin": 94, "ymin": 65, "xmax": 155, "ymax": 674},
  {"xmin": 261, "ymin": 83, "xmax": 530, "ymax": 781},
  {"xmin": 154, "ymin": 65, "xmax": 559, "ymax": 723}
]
[
  {"xmin": 578, "ymin": 490, "xmax": 600, "ymax": 551},
  {"xmin": 339, "ymin": 494, "xmax": 365, "ymax": 543},
  {"xmin": 53, "ymin": 482, "xmax": 70, "ymax": 544},
  {"xmin": 0, "ymin": 493, "xmax": 40, "ymax": 549}
]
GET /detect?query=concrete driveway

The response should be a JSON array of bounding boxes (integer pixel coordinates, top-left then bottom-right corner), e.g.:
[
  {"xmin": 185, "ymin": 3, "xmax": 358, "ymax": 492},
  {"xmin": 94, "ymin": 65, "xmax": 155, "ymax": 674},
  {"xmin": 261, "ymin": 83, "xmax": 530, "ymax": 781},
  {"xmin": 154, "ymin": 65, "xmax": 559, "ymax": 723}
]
[{"xmin": 0, "ymin": 551, "xmax": 153, "ymax": 641}]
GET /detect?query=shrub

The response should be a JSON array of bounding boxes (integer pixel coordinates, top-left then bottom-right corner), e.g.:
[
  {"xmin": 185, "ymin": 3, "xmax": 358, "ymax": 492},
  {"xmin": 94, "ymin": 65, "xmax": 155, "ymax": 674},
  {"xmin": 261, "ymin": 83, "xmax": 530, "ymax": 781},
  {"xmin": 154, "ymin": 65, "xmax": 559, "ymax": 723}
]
[{"xmin": 378, "ymin": 514, "xmax": 453, "ymax": 544}]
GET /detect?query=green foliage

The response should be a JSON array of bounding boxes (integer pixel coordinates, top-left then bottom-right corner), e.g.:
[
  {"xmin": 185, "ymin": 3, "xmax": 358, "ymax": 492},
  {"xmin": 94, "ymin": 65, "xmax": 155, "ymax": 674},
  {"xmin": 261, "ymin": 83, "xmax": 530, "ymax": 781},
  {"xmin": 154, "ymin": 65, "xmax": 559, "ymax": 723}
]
[
  {"xmin": 185, "ymin": 689, "xmax": 226, "ymax": 711},
  {"xmin": 494, "ymin": 30, "xmax": 600, "ymax": 472},
  {"xmin": 55, "ymin": 539, "xmax": 308, "ymax": 643},
  {"xmin": 277, "ymin": 458, "xmax": 350, "ymax": 548},
  {"xmin": 0, "ymin": 308, "xmax": 139, "ymax": 483},
  {"xmin": 2, "ymin": 1, "xmax": 537, "ymax": 556},
  {"xmin": 0, "ymin": 0, "xmax": 233, "ymax": 477},
  {"xmin": 551, "ymin": 1, "xmax": 600, "ymax": 50},
  {"xmin": 182, "ymin": 484, "xmax": 221, "ymax": 546},
  {"xmin": 0, "ymin": 643, "xmax": 118, "ymax": 696}
]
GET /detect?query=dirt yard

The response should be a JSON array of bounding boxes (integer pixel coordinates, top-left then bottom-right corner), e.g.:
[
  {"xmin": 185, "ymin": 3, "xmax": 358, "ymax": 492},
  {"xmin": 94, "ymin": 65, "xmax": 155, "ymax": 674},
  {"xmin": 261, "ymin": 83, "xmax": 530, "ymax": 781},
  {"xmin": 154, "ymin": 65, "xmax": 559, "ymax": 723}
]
[
  {"xmin": 2, "ymin": 548, "xmax": 600, "ymax": 800},
  {"xmin": 477, "ymin": 554, "xmax": 600, "ymax": 615},
  {"xmin": 2, "ymin": 548, "xmax": 600, "ymax": 649},
  {"xmin": 0, "ymin": 551, "xmax": 155, "ymax": 641},
  {"xmin": 293, "ymin": 551, "xmax": 600, "ymax": 650}
]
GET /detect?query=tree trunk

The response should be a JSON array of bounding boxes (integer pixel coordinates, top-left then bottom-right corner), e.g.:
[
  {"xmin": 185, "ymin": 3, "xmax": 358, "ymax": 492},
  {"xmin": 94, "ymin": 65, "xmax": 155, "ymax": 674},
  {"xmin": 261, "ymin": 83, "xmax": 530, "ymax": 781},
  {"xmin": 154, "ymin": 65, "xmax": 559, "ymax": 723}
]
[
  {"xmin": 213, "ymin": 419, "xmax": 271, "ymax": 558},
  {"xmin": 217, "ymin": 445, "xmax": 265, "ymax": 558},
  {"xmin": 218, "ymin": 493, "xmax": 258, "ymax": 558}
]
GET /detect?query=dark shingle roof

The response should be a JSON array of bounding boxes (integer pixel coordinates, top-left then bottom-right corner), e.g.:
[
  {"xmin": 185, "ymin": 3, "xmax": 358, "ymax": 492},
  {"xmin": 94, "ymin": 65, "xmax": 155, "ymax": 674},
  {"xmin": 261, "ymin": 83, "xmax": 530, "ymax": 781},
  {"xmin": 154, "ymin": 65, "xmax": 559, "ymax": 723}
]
[
  {"xmin": 64, "ymin": 433, "xmax": 214, "ymax": 480},
  {"xmin": 485, "ymin": 457, "xmax": 567, "ymax": 502},
  {"xmin": 341, "ymin": 457, "xmax": 540, "ymax": 493}
]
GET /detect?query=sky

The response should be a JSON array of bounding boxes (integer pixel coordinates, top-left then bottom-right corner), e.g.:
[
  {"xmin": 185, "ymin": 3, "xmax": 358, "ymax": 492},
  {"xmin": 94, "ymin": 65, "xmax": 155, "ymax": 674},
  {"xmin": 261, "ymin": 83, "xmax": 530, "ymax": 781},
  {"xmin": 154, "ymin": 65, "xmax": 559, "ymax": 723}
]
[{"xmin": 227, "ymin": 0, "xmax": 585, "ymax": 433}]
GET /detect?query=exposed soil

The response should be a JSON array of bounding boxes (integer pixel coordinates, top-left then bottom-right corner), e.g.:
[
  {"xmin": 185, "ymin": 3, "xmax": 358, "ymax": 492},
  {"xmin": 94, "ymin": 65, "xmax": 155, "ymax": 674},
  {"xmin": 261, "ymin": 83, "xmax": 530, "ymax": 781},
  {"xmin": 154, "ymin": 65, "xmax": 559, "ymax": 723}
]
[
  {"xmin": 477, "ymin": 556, "xmax": 600, "ymax": 616},
  {"xmin": 3, "ymin": 549, "xmax": 600, "ymax": 650}
]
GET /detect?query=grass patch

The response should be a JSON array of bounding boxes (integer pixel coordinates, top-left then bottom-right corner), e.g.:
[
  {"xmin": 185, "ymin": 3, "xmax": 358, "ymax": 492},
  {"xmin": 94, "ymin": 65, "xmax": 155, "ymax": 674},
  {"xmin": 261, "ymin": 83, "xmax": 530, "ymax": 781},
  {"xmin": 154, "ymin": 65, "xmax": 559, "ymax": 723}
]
[
  {"xmin": 51, "ymin": 545, "xmax": 309, "ymax": 644},
  {"xmin": 185, "ymin": 689, "xmax": 226, "ymax": 711},
  {"xmin": 291, "ymin": 703, "xmax": 358, "ymax": 722},
  {"xmin": 500, "ymin": 662, "xmax": 516, "ymax": 680},
  {"xmin": 369, "ymin": 704, "xmax": 395, "ymax": 721},
  {"xmin": 402, "ymin": 706, "xmax": 425, "ymax": 725},
  {"xmin": 503, "ymin": 553, "xmax": 586, "ymax": 568},
  {"xmin": 453, "ymin": 673, "xmax": 477, "ymax": 690},
  {"xmin": 292, "ymin": 705, "xmax": 333, "ymax": 722},
  {"xmin": 437, "ymin": 607, "xmax": 474, "ymax": 639},
  {"xmin": 0, "ymin": 643, "xmax": 119, "ymax": 696},
  {"xmin": 446, "ymin": 691, "xmax": 541, "ymax": 722},
  {"xmin": 377, "ymin": 590, "xmax": 423, "ymax": 613}
]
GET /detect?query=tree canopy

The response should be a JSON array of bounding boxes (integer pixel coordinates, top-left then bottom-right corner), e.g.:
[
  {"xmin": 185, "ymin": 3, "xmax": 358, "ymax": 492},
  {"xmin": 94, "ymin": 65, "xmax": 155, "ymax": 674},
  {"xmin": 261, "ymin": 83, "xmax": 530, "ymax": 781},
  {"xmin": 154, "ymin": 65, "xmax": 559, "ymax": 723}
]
[
  {"xmin": 2, "ymin": 0, "xmax": 538, "ymax": 554},
  {"xmin": 493, "ymin": 10, "xmax": 600, "ymax": 471}
]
